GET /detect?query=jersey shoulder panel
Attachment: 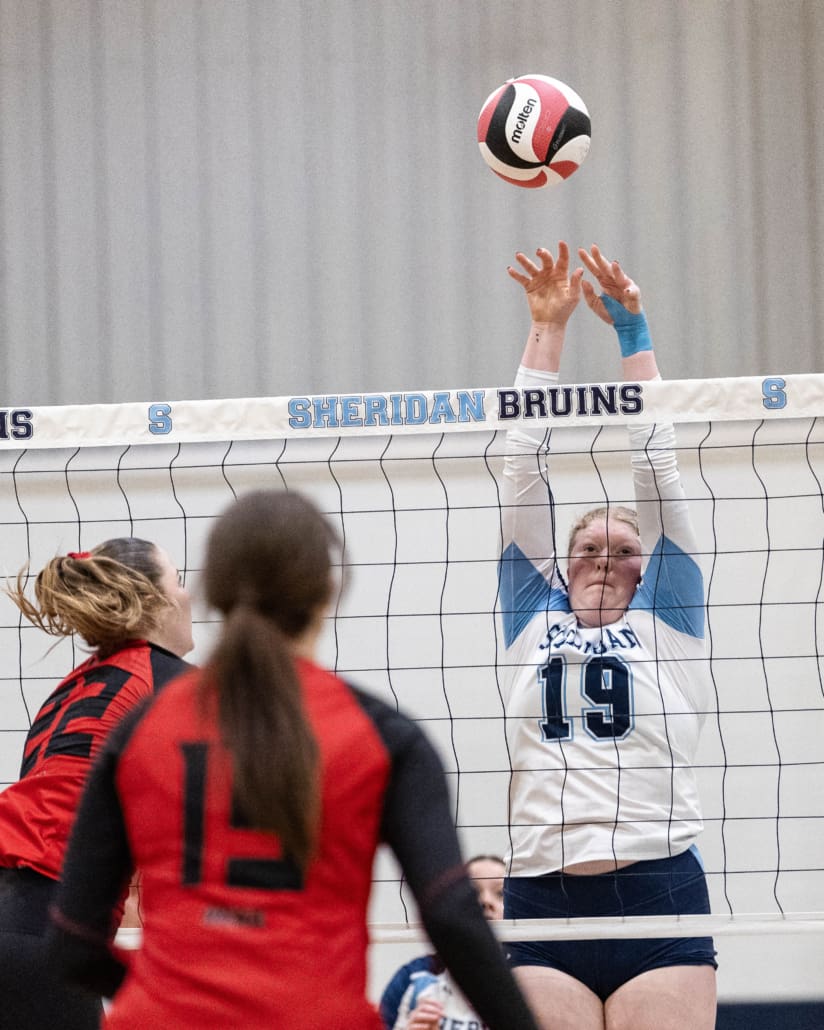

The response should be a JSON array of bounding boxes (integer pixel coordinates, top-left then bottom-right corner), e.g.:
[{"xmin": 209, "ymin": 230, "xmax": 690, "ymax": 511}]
[
  {"xmin": 146, "ymin": 645, "xmax": 194, "ymax": 692},
  {"xmin": 630, "ymin": 534, "xmax": 704, "ymax": 638},
  {"xmin": 499, "ymin": 540, "xmax": 570, "ymax": 647}
]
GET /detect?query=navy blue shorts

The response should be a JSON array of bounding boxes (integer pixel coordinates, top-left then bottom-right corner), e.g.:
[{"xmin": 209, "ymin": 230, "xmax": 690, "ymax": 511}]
[{"xmin": 504, "ymin": 848, "xmax": 717, "ymax": 1002}]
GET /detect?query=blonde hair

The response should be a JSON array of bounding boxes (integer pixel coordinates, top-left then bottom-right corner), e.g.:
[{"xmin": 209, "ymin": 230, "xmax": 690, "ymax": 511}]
[
  {"xmin": 567, "ymin": 505, "xmax": 639, "ymax": 556},
  {"xmin": 7, "ymin": 539, "xmax": 170, "ymax": 657}
]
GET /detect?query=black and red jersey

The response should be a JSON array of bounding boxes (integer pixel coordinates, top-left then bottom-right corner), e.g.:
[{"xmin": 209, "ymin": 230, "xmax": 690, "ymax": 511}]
[
  {"xmin": 0, "ymin": 641, "xmax": 190, "ymax": 880},
  {"xmin": 51, "ymin": 659, "xmax": 539, "ymax": 1030}
]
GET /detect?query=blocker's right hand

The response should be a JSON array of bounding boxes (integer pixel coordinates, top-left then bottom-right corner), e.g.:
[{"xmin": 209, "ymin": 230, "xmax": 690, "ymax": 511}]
[{"xmin": 507, "ymin": 241, "xmax": 584, "ymax": 328}]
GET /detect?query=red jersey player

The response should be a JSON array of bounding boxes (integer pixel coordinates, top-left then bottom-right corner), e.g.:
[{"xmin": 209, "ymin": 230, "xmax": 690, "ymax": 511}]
[{"xmin": 0, "ymin": 538, "xmax": 193, "ymax": 1028}]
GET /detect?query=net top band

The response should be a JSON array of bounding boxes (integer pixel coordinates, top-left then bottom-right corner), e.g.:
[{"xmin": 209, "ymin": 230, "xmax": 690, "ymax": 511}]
[{"xmin": 0, "ymin": 374, "xmax": 819, "ymax": 450}]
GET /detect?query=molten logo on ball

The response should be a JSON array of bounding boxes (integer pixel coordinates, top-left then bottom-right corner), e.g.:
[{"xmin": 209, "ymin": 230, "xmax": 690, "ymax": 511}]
[
  {"xmin": 511, "ymin": 98, "xmax": 537, "ymax": 144},
  {"xmin": 477, "ymin": 74, "xmax": 591, "ymax": 189}
]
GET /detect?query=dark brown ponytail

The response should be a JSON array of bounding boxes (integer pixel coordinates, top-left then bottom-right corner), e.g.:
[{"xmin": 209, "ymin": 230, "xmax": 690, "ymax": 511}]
[{"xmin": 203, "ymin": 491, "xmax": 338, "ymax": 872}]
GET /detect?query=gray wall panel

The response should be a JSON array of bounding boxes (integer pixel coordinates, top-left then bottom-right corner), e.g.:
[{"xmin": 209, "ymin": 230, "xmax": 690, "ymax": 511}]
[{"xmin": 1, "ymin": 0, "xmax": 822, "ymax": 406}]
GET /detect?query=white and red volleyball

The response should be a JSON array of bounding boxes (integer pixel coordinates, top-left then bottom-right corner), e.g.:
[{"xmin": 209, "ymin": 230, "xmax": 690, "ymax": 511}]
[{"xmin": 477, "ymin": 74, "xmax": 591, "ymax": 189}]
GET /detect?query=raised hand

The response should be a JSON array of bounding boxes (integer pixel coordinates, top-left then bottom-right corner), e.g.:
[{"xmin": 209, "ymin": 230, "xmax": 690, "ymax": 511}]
[
  {"xmin": 578, "ymin": 244, "xmax": 642, "ymax": 324},
  {"xmin": 507, "ymin": 241, "xmax": 583, "ymax": 329}
]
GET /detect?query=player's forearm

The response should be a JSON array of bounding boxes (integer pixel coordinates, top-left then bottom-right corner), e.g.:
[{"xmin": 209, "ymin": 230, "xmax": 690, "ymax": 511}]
[
  {"xmin": 520, "ymin": 321, "xmax": 565, "ymax": 373},
  {"xmin": 49, "ymin": 918, "xmax": 128, "ymax": 998},
  {"xmin": 500, "ymin": 366, "xmax": 561, "ymax": 600},
  {"xmin": 600, "ymin": 295, "xmax": 659, "ymax": 383},
  {"xmin": 629, "ymin": 421, "xmax": 702, "ymax": 590},
  {"xmin": 622, "ymin": 348, "xmax": 659, "ymax": 381}
]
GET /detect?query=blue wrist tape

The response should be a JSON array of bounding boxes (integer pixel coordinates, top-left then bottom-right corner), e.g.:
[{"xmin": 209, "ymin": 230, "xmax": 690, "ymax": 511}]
[{"xmin": 600, "ymin": 294, "xmax": 653, "ymax": 357}]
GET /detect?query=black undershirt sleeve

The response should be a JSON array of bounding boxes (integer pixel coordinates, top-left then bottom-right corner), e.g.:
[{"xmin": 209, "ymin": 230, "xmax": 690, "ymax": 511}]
[
  {"xmin": 351, "ymin": 688, "xmax": 540, "ymax": 1030},
  {"xmin": 48, "ymin": 702, "xmax": 150, "ymax": 997}
]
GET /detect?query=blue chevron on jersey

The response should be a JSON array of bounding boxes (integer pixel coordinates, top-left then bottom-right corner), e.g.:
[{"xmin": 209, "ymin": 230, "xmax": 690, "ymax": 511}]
[
  {"xmin": 630, "ymin": 533, "xmax": 705, "ymax": 639},
  {"xmin": 499, "ymin": 540, "xmax": 570, "ymax": 647}
]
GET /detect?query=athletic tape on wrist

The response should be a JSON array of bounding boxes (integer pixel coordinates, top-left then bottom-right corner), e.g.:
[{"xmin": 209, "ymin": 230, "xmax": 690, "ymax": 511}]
[{"xmin": 600, "ymin": 294, "xmax": 652, "ymax": 357}]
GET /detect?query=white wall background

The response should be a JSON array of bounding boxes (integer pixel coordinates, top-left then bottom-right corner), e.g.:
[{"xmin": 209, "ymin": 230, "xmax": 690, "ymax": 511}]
[{"xmin": 1, "ymin": 0, "xmax": 823, "ymax": 408}]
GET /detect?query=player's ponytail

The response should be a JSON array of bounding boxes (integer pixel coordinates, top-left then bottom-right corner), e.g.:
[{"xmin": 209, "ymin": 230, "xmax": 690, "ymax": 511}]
[
  {"xmin": 6, "ymin": 538, "xmax": 172, "ymax": 657},
  {"xmin": 203, "ymin": 490, "xmax": 338, "ymax": 873}
]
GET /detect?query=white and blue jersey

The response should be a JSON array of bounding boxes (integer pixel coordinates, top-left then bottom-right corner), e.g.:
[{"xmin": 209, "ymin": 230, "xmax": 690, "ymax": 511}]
[
  {"xmin": 380, "ymin": 955, "xmax": 488, "ymax": 1029},
  {"xmin": 499, "ymin": 367, "xmax": 711, "ymax": 875}
]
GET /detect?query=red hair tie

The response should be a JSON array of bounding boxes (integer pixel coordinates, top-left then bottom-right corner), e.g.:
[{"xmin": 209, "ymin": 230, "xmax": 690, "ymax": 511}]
[{"xmin": 67, "ymin": 551, "xmax": 92, "ymax": 560}]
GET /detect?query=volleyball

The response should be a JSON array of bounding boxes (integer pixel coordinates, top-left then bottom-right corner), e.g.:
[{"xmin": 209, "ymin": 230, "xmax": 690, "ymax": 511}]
[{"xmin": 477, "ymin": 74, "xmax": 591, "ymax": 189}]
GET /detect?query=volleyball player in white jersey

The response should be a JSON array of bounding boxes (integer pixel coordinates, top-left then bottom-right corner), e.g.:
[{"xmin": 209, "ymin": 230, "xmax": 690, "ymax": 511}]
[{"xmin": 500, "ymin": 242, "xmax": 717, "ymax": 1030}]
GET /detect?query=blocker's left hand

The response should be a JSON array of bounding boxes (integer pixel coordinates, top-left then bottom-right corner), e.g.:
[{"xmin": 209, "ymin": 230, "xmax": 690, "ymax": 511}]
[{"xmin": 507, "ymin": 241, "xmax": 583, "ymax": 328}]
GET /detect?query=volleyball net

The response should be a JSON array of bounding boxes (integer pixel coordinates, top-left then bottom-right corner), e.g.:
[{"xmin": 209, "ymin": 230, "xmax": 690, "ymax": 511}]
[{"xmin": 1, "ymin": 373, "xmax": 823, "ymax": 946}]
